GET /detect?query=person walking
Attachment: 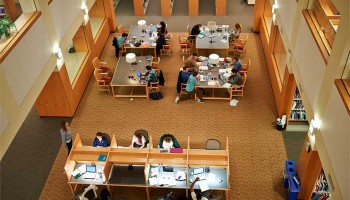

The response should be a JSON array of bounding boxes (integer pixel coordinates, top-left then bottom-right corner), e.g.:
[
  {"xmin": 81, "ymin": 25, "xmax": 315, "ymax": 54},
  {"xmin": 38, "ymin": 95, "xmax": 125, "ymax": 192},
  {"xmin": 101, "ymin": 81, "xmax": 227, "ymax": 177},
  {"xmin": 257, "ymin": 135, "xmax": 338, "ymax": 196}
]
[{"xmin": 60, "ymin": 121, "xmax": 73, "ymax": 155}]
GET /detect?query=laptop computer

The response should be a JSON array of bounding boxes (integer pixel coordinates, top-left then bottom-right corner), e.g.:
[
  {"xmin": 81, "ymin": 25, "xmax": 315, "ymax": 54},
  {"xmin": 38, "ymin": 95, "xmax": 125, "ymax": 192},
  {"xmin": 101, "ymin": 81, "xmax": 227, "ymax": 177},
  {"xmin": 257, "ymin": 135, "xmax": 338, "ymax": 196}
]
[
  {"xmin": 84, "ymin": 172, "xmax": 96, "ymax": 179},
  {"xmin": 193, "ymin": 168, "xmax": 204, "ymax": 175},
  {"xmin": 86, "ymin": 165, "xmax": 96, "ymax": 173},
  {"xmin": 136, "ymin": 70, "xmax": 142, "ymax": 78}
]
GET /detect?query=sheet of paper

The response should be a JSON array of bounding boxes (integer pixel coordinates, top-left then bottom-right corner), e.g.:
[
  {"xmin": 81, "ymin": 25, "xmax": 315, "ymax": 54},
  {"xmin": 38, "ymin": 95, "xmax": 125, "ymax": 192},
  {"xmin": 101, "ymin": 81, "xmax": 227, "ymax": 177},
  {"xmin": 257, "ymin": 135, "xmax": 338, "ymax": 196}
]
[
  {"xmin": 77, "ymin": 164, "xmax": 87, "ymax": 174},
  {"xmin": 159, "ymin": 178, "xmax": 169, "ymax": 185},
  {"xmin": 169, "ymin": 178, "xmax": 177, "ymax": 186},
  {"xmin": 219, "ymin": 57, "xmax": 225, "ymax": 62},
  {"xmin": 206, "ymin": 173, "xmax": 216, "ymax": 181},
  {"xmin": 219, "ymin": 69, "xmax": 227, "ymax": 73},
  {"xmin": 222, "ymin": 83, "xmax": 232, "ymax": 88},
  {"xmin": 220, "ymin": 39, "xmax": 228, "ymax": 43},
  {"xmin": 199, "ymin": 66, "xmax": 208, "ymax": 70},
  {"xmin": 149, "ymin": 177, "xmax": 158, "ymax": 186},
  {"xmin": 199, "ymin": 182, "xmax": 210, "ymax": 192},
  {"xmin": 207, "ymin": 81, "xmax": 217, "ymax": 86}
]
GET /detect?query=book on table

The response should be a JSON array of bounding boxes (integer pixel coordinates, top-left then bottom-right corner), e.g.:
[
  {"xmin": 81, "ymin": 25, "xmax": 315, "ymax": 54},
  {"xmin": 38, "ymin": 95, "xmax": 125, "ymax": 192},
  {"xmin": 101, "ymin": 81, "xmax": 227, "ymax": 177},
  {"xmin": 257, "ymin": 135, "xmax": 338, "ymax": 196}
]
[{"xmin": 98, "ymin": 154, "xmax": 107, "ymax": 161}]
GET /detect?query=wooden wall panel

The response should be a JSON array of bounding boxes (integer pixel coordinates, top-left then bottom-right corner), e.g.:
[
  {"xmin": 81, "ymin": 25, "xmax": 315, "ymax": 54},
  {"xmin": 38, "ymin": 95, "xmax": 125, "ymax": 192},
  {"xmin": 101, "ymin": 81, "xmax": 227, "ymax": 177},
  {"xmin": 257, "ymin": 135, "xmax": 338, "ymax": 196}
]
[
  {"xmin": 133, "ymin": 0, "xmax": 145, "ymax": 16},
  {"xmin": 253, "ymin": 0, "xmax": 265, "ymax": 32},
  {"xmin": 216, "ymin": 0, "xmax": 226, "ymax": 16},
  {"xmin": 72, "ymin": 26, "xmax": 88, "ymax": 52},
  {"xmin": 161, "ymin": 0, "xmax": 172, "ymax": 16},
  {"xmin": 59, "ymin": 64, "xmax": 78, "ymax": 114},
  {"xmin": 35, "ymin": 71, "xmax": 72, "ymax": 117},
  {"xmin": 104, "ymin": 0, "xmax": 117, "ymax": 31},
  {"xmin": 189, "ymin": 0, "xmax": 198, "ymax": 16},
  {"xmin": 94, "ymin": 20, "xmax": 110, "ymax": 57}
]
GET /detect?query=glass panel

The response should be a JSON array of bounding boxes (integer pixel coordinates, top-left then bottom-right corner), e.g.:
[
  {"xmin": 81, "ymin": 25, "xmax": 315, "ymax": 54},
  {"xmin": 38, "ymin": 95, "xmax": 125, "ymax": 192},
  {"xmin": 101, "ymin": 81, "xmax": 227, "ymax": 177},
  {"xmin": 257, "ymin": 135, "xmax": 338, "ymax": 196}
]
[
  {"xmin": 263, "ymin": 0, "xmax": 273, "ymax": 36},
  {"xmin": 341, "ymin": 52, "xmax": 350, "ymax": 96},
  {"xmin": 0, "ymin": 0, "xmax": 37, "ymax": 52},
  {"xmin": 273, "ymin": 28, "xmax": 287, "ymax": 83},
  {"xmin": 89, "ymin": 0, "xmax": 106, "ymax": 39},
  {"xmin": 308, "ymin": 0, "xmax": 340, "ymax": 52},
  {"xmin": 63, "ymin": 25, "xmax": 89, "ymax": 85}
]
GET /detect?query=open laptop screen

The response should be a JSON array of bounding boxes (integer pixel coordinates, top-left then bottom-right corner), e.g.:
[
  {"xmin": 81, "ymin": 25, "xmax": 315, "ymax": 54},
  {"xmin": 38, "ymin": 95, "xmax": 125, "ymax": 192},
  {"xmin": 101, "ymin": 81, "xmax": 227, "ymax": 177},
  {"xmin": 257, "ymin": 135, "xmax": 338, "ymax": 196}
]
[{"xmin": 86, "ymin": 165, "xmax": 96, "ymax": 173}]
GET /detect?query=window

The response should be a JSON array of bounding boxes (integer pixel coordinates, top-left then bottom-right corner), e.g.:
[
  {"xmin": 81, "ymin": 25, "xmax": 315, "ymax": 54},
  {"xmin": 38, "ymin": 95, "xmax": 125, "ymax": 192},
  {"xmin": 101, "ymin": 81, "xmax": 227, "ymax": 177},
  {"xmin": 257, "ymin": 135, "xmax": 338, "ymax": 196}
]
[
  {"xmin": 307, "ymin": 0, "xmax": 340, "ymax": 53},
  {"xmin": 273, "ymin": 28, "xmax": 287, "ymax": 84},
  {"xmin": 63, "ymin": 25, "xmax": 89, "ymax": 85},
  {"xmin": 89, "ymin": 0, "xmax": 106, "ymax": 39},
  {"xmin": 263, "ymin": 0, "xmax": 273, "ymax": 36},
  {"xmin": 0, "ymin": 0, "xmax": 37, "ymax": 52}
]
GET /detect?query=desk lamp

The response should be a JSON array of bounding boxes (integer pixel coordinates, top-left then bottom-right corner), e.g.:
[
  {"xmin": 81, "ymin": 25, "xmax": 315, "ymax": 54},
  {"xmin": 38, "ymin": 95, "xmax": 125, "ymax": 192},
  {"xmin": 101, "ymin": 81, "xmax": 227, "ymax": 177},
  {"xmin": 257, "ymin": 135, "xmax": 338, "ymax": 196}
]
[
  {"xmin": 126, "ymin": 53, "xmax": 137, "ymax": 71},
  {"xmin": 209, "ymin": 54, "xmax": 219, "ymax": 68},
  {"xmin": 138, "ymin": 20, "xmax": 147, "ymax": 36},
  {"xmin": 207, "ymin": 21, "xmax": 216, "ymax": 44}
]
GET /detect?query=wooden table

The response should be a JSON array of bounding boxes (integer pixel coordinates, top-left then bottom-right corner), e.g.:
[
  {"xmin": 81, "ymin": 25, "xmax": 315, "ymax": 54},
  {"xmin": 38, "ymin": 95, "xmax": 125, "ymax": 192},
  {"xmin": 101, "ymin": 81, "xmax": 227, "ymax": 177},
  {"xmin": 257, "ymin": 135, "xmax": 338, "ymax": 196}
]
[
  {"xmin": 196, "ymin": 26, "xmax": 230, "ymax": 57},
  {"xmin": 124, "ymin": 25, "xmax": 157, "ymax": 57},
  {"xmin": 195, "ymin": 61, "xmax": 233, "ymax": 101},
  {"xmin": 110, "ymin": 56, "xmax": 152, "ymax": 99}
]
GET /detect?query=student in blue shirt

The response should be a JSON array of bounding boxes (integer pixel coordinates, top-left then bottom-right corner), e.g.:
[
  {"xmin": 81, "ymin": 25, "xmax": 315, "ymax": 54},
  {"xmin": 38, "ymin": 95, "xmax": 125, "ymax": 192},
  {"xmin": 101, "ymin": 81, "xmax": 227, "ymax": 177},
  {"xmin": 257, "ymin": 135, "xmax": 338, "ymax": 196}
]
[
  {"xmin": 181, "ymin": 66, "xmax": 191, "ymax": 83},
  {"xmin": 231, "ymin": 56, "xmax": 242, "ymax": 72},
  {"xmin": 93, "ymin": 132, "xmax": 108, "ymax": 147},
  {"xmin": 175, "ymin": 71, "xmax": 204, "ymax": 103}
]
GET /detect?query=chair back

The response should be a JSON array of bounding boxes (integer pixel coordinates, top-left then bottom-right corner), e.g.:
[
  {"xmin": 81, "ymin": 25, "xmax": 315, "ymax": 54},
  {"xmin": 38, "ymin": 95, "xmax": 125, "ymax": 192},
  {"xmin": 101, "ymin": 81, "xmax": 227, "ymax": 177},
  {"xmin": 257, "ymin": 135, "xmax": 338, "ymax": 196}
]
[
  {"xmin": 241, "ymin": 59, "xmax": 251, "ymax": 73},
  {"xmin": 93, "ymin": 68, "xmax": 102, "ymax": 81},
  {"xmin": 187, "ymin": 25, "xmax": 191, "ymax": 35},
  {"xmin": 101, "ymin": 133, "xmax": 111, "ymax": 146},
  {"xmin": 118, "ymin": 24, "xmax": 125, "ymax": 34},
  {"xmin": 92, "ymin": 57, "xmax": 101, "ymax": 69},
  {"xmin": 134, "ymin": 129, "xmax": 149, "ymax": 143},
  {"xmin": 205, "ymin": 139, "xmax": 221, "ymax": 150}
]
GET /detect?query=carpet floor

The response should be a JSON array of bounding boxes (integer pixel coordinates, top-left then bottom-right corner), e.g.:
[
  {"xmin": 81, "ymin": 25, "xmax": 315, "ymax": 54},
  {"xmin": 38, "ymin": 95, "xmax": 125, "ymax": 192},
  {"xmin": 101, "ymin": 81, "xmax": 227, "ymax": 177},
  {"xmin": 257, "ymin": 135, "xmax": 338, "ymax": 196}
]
[
  {"xmin": 39, "ymin": 32, "xmax": 288, "ymax": 200},
  {"xmin": 282, "ymin": 131, "xmax": 306, "ymax": 162}
]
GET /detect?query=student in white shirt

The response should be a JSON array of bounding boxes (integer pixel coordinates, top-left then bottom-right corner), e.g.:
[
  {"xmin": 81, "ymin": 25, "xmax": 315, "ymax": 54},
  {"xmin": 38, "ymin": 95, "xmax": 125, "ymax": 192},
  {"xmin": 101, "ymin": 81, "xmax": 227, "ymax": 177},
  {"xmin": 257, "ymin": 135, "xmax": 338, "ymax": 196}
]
[
  {"xmin": 129, "ymin": 133, "xmax": 146, "ymax": 149},
  {"xmin": 190, "ymin": 177, "xmax": 208, "ymax": 200},
  {"xmin": 162, "ymin": 136, "xmax": 174, "ymax": 150}
]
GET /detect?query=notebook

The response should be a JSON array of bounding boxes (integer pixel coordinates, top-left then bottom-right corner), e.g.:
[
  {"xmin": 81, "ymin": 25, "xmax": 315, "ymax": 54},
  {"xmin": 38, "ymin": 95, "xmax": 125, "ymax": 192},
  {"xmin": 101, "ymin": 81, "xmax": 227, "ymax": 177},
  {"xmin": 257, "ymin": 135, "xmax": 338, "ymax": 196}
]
[
  {"xmin": 98, "ymin": 154, "xmax": 107, "ymax": 161},
  {"xmin": 170, "ymin": 148, "xmax": 183, "ymax": 153},
  {"xmin": 199, "ymin": 182, "xmax": 209, "ymax": 192}
]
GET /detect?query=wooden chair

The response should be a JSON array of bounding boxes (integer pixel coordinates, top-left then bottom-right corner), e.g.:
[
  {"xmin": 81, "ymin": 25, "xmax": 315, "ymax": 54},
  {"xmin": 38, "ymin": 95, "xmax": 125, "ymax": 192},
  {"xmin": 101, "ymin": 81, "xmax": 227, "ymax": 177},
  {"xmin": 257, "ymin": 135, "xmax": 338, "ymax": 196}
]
[
  {"xmin": 160, "ymin": 45, "xmax": 172, "ymax": 56},
  {"xmin": 93, "ymin": 68, "xmax": 111, "ymax": 93},
  {"xmin": 152, "ymin": 57, "xmax": 160, "ymax": 73},
  {"xmin": 233, "ymin": 35, "xmax": 249, "ymax": 57},
  {"xmin": 230, "ymin": 72, "xmax": 247, "ymax": 99},
  {"xmin": 205, "ymin": 139, "xmax": 221, "ymax": 150},
  {"xmin": 179, "ymin": 34, "xmax": 190, "ymax": 55},
  {"xmin": 241, "ymin": 59, "xmax": 251, "ymax": 74},
  {"xmin": 180, "ymin": 83, "xmax": 187, "ymax": 95},
  {"xmin": 92, "ymin": 57, "xmax": 110, "ymax": 77},
  {"xmin": 117, "ymin": 24, "xmax": 129, "ymax": 34},
  {"xmin": 149, "ymin": 82, "xmax": 160, "ymax": 92}
]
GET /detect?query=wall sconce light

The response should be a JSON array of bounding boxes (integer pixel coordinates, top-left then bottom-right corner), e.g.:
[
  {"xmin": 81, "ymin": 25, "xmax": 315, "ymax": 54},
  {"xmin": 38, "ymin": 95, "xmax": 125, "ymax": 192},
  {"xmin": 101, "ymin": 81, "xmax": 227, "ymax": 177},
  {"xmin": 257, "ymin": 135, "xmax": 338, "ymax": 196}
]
[
  {"xmin": 82, "ymin": 2, "xmax": 88, "ymax": 15},
  {"xmin": 272, "ymin": 4, "xmax": 278, "ymax": 14},
  {"xmin": 308, "ymin": 118, "xmax": 321, "ymax": 136},
  {"xmin": 53, "ymin": 46, "xmax": 63, "ymax": 59}
]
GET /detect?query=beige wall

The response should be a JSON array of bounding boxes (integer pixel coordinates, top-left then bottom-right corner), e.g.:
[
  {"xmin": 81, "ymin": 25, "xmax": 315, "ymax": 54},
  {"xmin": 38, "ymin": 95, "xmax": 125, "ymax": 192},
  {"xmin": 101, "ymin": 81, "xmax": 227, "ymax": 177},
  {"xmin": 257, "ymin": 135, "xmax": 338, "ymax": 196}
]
[{"xmin": 273, "ymin": 0, "xmax": 349, "ymax": 198}]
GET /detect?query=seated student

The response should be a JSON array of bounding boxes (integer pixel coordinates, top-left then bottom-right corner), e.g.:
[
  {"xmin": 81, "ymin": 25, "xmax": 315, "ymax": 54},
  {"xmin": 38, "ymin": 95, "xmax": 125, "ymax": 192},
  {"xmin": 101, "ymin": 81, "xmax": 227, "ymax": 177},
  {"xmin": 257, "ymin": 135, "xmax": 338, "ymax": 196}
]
[
  {"xmin": 156, "ymin": 32, "xmax": 166, "ymax": 56},
  {"xmin": 158, "ymin": 134, "xmax": 181, "ymax": 149},
  {"xmin": 226, "ymin": 69, "xmax": 243, "ymax": 93},
  {"xmin": 232, "ymin": 23, "xmax": 242, "ymax": 41},
  {"xmin": 175, "ymin": 71, "xmax": 204, "ymax": 103},
  {"xmin": 230, "ymin": 56, "xmax": 242, "ymax": 72},
  {"xmin": 190, "ymin": 177, "xmax": 208, "ymax": 200},
  {"xmin": 191, "ymin": 24, "xmax": 202, "ymax": 38},
  {"xmin": 181, "ymin": 66, "xmax": 191, "ymax": 84},
  {"xmin": 93, "ymin": 132, "xmax": 108, "ymax": 147},
  {"xmin": 129, "ymin": 133, "xmax": 146, "ymax": 149},
  {"xmin": 160, "ymin": 21, "xmax": 168, "ymax": 35},
  {"xmin": 145, "ymin": 65, "xmax": 158, "ymax": 83},
  {"xmin": 185, "ymin": 53, "xmax": 201, "ymax": 69}
]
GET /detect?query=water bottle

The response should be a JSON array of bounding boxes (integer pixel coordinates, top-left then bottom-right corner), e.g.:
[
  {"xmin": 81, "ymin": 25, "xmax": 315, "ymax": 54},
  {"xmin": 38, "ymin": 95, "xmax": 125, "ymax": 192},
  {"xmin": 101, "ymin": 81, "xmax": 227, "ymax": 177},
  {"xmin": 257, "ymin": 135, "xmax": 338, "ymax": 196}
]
[{"xmin": 149, "ymin": 30, "xmax": 152, "ymax": 37}]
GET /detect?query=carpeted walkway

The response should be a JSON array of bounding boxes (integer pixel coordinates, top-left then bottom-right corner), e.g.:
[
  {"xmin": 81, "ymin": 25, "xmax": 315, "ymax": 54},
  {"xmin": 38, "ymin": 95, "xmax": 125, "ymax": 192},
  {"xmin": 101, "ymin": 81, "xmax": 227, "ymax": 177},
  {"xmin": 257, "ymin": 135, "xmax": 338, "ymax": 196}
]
[
  {"xmin": 282, "ymin": 131, "xmax": 306, "ymax": 162},
  {"xmin": 39, "ymin": 32, "xmax": 287, "ymax": 200}
]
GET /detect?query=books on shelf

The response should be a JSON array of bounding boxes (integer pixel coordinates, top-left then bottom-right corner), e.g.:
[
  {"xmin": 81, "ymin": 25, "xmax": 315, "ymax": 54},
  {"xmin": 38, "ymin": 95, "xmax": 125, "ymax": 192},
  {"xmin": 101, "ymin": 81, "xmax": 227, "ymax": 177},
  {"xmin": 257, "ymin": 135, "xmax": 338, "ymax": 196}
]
[
  {"xmin": 290, "ymin": 87, "xmax": 307, "ymax": 121},
  {"xmin": 311, "ymin": 170, "xmax": 331, "ymax": 200}
]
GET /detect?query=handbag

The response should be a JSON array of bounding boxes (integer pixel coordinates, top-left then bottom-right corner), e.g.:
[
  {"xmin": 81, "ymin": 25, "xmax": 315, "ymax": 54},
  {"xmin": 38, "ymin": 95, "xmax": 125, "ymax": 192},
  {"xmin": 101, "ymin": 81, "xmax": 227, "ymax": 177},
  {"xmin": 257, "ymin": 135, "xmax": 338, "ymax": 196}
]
[{"xmin": 150, "ymin": 92, "xmax": 163, "ymax": 100}]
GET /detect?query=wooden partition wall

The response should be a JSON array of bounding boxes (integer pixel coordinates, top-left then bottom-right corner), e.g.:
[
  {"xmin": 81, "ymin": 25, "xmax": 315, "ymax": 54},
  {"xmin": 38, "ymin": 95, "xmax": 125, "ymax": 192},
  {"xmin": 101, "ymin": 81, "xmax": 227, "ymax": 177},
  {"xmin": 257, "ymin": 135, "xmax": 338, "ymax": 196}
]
[{"xmin": 65, "ymin": 134, "xmax": 230, "ymax": 200}]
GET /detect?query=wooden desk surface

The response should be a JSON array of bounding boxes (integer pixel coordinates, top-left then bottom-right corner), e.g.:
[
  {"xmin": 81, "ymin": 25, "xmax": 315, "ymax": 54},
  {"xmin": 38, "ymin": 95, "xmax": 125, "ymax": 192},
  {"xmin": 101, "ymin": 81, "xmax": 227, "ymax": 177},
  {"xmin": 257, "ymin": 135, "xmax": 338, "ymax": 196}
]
[
  {"xmin": 188, "ymin": 167, "xmax": 228, "ymax": 190},
  {"xmin": 196, "ymin": 27, "xmax": 230, "ymax": 49},
  {"xmin": 125, "ymin": 25, "xmax": 158, "ymax": 48}
]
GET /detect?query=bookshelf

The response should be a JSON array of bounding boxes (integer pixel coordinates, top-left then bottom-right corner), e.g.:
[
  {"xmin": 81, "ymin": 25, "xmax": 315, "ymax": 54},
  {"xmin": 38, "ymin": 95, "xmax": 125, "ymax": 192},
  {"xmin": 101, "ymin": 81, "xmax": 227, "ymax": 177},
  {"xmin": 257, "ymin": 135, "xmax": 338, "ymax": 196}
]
[
  {"xmin": 290, "ymin": 87, "xmax": 307, "ymax": 122},
  {"xmin": 311, "ymin": 170, "xmax": 332, "ymax": 199},
  {"xmin": 161, "ymin": 0, "xmax": 174, "ymax": 16}
]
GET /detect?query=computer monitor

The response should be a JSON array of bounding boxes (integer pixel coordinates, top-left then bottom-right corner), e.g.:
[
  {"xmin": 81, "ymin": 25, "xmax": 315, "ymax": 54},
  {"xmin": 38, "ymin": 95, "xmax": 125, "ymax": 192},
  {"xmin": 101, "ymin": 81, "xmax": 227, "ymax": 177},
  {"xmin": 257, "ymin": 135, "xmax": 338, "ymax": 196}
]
[
  {"xmin": 86, "ymin": 165, "xmax": 96, "ymax": 173},
  {"xmin": 193, "ymin": 168, "xmax": 204, "ymax": 175}
]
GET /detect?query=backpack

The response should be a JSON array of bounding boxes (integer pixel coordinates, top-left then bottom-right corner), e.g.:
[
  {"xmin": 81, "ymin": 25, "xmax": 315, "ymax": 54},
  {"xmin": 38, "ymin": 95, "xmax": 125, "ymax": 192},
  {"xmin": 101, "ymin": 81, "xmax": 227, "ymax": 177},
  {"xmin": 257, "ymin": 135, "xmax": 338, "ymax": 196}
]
[{"xmin": 150, "ymin": 92, "xmax": 163, "ymax": 100}]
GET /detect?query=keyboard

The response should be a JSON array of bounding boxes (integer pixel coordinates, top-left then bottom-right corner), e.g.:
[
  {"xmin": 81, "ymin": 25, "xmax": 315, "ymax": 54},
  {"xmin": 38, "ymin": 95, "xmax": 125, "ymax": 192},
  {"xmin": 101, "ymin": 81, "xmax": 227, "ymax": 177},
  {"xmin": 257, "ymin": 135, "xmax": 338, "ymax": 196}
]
[
  {"xmin": 84, "ymin": 172, "xmax": 96, "ymax": 179},
  {"xmin": 194, "ymin": 173, "xmax": 206, "ymax": 180}
]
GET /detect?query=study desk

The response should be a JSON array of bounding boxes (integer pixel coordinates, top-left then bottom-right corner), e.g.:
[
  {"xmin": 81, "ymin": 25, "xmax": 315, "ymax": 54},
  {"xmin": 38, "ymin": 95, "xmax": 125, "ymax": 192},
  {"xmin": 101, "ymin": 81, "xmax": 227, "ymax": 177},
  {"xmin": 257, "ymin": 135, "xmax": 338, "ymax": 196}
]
[
  {"xmin": 196, "ymin": 26, "xmax": 230, "ymax": 57},
  {"xmin": 148, "ymin": 166, "xmax": 187, "ymax": 188},
  {"xmin": 110, "ymin": 56, "xmax": 152, "ymax": 99},
  {"xmin": 125, "ymin": 25, "xmax": 157, "ymax": 57},
  {"xmin": 108, "ymin": 165, "xmax": 146, "ymax": 186},
  {"xmin": 194, "ymin": 61, "xmax": 233, "ymax": 101},
  {"xmin": 69, "ymin": 163, "xmax": 106, "ymax": 185}
]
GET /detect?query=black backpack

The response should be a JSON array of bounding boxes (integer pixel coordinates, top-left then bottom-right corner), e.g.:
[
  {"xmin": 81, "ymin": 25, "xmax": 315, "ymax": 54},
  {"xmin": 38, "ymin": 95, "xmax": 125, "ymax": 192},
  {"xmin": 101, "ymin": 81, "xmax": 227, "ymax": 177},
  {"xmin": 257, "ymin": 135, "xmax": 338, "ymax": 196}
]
[{"xmin": 150, "ymin": 92, "xmax": 163, "ymax": 100}]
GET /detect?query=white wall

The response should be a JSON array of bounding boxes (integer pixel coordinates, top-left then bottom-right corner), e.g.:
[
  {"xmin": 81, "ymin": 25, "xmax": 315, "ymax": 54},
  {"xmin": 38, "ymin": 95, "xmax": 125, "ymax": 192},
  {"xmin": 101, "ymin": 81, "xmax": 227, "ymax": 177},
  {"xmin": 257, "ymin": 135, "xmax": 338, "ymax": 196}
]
[
  {"xmin": 278, "ymin": 0, "xmax": 297, "ymax": 42},
  {"xmin": 321, "ymin": 85, "xmax": 349, "ymax": 199},
  {"xmin": 49, "ymin": 0, "xmax": 81, "ymax": 42},
  {"xmin": 1, "ymin": 17, "xmax": 52, "ymax": 106},
  {"xmin": 294, "ymin": 17, "xmax": 326, "ymax": 110}
]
